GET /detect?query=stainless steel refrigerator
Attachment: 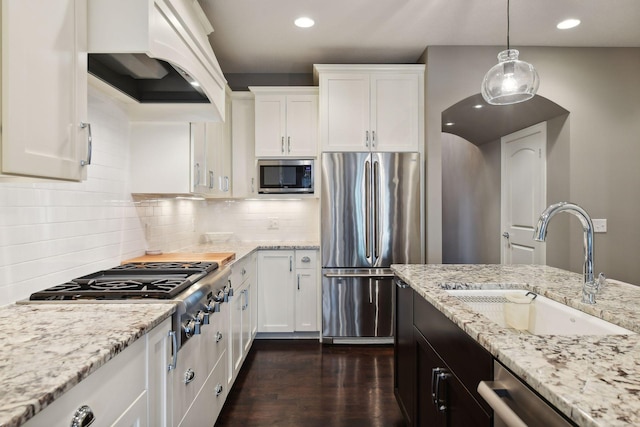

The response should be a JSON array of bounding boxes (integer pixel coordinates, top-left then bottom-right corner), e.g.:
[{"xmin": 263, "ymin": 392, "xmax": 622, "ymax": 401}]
[{"xmin": 321, "ymin": 152, "xmax": 422, "ymax": 343}]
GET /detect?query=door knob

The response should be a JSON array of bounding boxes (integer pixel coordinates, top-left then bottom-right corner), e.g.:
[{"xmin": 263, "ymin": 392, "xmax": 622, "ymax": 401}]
[{"xmin": 502, "ymin": 232, "xmax": 510, "ymax": 239}]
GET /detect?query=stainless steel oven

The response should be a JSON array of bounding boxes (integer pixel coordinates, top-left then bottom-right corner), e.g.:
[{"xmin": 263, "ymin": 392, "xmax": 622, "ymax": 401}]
[{"xmin": 257, "ymin": 159, "xmax": 314, "ymax": 194}]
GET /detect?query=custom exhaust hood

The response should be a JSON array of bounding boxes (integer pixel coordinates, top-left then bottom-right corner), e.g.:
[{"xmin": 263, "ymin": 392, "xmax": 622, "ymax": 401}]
[{"xmin": 88, "ymin": 0, "xmax": 227, "ymax": 122}]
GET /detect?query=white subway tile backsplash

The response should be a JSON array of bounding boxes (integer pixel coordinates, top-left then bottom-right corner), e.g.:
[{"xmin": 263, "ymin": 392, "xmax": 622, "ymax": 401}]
[{"xmin": 0, "ymin": 89, "xmax": 147, "ymax": 306}]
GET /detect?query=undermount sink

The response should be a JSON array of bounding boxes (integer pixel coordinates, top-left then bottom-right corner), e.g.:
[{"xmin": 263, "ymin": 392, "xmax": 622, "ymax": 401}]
[{"xmin": 446, "ymin": 289, "xmax": 634, "ymax": 336}]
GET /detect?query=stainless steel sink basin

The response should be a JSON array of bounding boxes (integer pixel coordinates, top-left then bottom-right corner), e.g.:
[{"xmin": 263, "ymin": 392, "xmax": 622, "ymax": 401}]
[{"xmin": 446, "ymin": 289, "xmax": 634, "ymax": 336}]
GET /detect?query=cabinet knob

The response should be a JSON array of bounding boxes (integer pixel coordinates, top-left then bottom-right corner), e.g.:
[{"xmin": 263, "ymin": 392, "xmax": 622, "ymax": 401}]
[
  {"xmin": 184, "ymin": 368, "xmax": 196, "ymax": 384},
  {"xmin": 215, "ymin": 383, "xmax": 224, "ymax": 397},
  {"xmin": 70, "ymin": 405, "xmax": 95, "ymax": 427},
  {"xmin": 301, "ymin": 256, "xmax": 311, "ymax": 263}
]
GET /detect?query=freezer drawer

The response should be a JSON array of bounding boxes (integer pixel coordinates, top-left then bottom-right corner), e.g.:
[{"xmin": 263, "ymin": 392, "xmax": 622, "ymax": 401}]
[{"xmin": 322, "ymin": 270, "xmax": 395, "ymax": 339}]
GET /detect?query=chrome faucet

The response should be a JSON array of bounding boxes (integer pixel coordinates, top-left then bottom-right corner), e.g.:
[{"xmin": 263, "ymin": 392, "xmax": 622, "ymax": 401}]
[{"xmin": 533, "ymin": 202, "xmax": 602, "ymax": 304}]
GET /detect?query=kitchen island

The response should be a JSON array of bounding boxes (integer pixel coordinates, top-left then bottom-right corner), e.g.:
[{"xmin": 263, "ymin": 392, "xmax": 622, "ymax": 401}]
[
  {"xmin": 391, "ymin": 264, "xmax": 640, "ymax": 427},
  {"xmin": 0, "ymin": 303, "xmax": 174, "ymax": 427}
]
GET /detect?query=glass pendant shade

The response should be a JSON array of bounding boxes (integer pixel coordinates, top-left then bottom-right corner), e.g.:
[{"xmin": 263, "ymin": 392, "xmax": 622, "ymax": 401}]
[{"xmin": 481, "ymin": 49, "xmax": 540, "ymax": 105}]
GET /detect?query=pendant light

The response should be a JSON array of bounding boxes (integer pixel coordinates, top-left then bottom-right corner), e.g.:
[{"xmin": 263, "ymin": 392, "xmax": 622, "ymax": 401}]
[{"xmin": 481, "ymin": 0, "xmax": 539, "ymax": 105}]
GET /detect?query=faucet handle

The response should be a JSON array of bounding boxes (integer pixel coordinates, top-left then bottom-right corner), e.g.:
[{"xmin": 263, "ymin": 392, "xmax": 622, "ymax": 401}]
[{"xmin": 597, "ymin": 272, "xmax": 607, "ymax": 290}]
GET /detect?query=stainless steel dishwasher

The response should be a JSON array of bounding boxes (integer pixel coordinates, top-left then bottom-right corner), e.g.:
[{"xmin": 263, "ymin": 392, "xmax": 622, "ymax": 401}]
[{"xmin": 478, "ymin": 361, "xmax": 576, "ymax": 427}]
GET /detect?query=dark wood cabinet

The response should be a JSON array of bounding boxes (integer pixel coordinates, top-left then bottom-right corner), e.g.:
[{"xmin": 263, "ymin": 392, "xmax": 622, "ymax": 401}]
[
  {"xmin": 394, "ymin": 279, "xmax": 492, "ymax": 427},
  {"xmin": 414, "ymin": 327, "xmax": 491, "ymax": 427},
  {"xmin": 394, "ymin": 279, "xmax": 415, "ymax": 425}
]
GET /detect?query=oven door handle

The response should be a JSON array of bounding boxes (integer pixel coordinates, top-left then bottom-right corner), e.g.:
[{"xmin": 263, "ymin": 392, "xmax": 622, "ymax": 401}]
[
  {"xmin": 477, "ymin": 381, "xmax": 527, "ymax": 427},
  {"xmin": 168, "ymin": 330, "xmax": 178, "ymax": 371}
]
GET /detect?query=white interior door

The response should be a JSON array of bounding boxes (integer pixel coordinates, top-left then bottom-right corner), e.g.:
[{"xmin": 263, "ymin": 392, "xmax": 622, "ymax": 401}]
[{"xmin": 501, "ymin": 122, "xmax": 547, "ymax": 264}]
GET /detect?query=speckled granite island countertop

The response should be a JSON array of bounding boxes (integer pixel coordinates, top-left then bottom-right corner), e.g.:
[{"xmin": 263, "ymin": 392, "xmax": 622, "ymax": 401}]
[
  {"xmin": 0, "ymin": 303, "xmax": 175, "ymax": 427},
  {"xmin": 390, "ymin": 264, "xmax": 640, "ymax": 427}
]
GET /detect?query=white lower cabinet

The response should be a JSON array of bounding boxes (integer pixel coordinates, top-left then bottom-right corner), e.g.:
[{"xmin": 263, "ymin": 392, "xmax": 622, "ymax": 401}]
[
  {"xmin": 24, "ymin": 328, "xmax": 150, "ymax": 427},
  {"xmin": 228, "ymin": 252, "xmax": 257, "ymax": 388},
  {"xmin": 147, "ymin": 318, "xmax": 172, "ymax": 427},
  {"xmin": 257, "ymin": 249, "xmax": 318, "ymax": 333},
  {"xmin": 295, "ymin": 250, "xmax": 318, "ymax": 331}
]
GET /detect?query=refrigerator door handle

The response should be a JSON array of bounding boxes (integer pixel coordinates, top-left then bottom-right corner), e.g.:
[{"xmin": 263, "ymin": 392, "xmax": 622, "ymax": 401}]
[
  {"xmin": 373, "ymin": 159, "xmax": 380, "ymax": 261},
  {"xmin": 365, "ymin": 159, "xmax": 372, "ymax": 262}
]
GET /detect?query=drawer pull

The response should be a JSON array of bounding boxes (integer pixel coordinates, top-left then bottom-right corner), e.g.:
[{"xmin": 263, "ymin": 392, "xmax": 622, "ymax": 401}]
[
  {"xmin": 184, "ymin": 368, "xmax": 196, "ymax": 384},
  {"xmin": 301, "ymin": 256, "xmax": 311, "ymax": 263},
  {"xmin": 215, "ymin": 383, "xmax": 224, "ymax": 397},
  {"xmin": 70, "ymin": 405, "xmax": 95, "ymax": 427}
]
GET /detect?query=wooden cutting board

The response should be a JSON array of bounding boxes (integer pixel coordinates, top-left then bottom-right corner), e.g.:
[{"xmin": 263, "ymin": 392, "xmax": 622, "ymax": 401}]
[{"xmin": 122, "ymin": 252, "xmax": 236, "ymax": 266}]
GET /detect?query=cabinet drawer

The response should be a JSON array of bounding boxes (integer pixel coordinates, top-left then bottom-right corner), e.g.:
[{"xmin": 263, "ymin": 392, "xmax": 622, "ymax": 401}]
[
  {"xmin": 178, "ymin": 350, "xmax": 228, "ymax": 427},
  {"xmin": 414, "ymin": 295, "xmax": 492, "ymax": 413},
  {"xmin": 295, "ymin": 250, "xmax": 317, "ymax": 268},
  {"xmin": 24, "ymin": 337, "xmax": 146, "ymax": 427}
]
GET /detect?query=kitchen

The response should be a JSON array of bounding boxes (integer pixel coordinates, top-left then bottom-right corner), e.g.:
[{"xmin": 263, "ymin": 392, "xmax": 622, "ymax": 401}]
[{"xmin": 1, "ymin": 0, "xmax": 640, "ymax": 426}]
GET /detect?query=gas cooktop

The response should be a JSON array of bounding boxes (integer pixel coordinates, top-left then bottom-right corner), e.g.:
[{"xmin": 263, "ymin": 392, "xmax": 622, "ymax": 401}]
[{"xmin": 29, "ymin": 261, "xmax": 218, "ymax": 300}]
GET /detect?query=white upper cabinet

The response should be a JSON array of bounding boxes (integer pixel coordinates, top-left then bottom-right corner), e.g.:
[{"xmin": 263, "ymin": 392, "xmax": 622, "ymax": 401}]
[
  {"xmin": 314, "ymin": 65, "xmax": 425, "ymax": 152},
  {"xmin": 231, "ymin": 93, "xmax": 257, "ymax": 198},
  {"xmin": 250, "ymin": 87, "xmax": 318, "ymax": 158},
  {"xmin": 1, "ymin": 0, "xmax": 90, "ymax": 181}
]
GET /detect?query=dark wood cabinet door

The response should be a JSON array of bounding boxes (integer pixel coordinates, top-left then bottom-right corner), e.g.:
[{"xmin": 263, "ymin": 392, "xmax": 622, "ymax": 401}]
[
  {"xmin": 415, "ymin": 327, "xmax": 446, "ymax": 427},
  {"xmin": 414, "ymin": 328, "xmax": 491, "ymax": 427},
  {"xmin": 394, "ymin": 280, "xmax": 414, "ymax": 425}
]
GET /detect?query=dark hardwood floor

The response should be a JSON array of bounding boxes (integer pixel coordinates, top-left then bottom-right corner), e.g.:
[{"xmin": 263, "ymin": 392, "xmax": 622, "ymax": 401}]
[{"xmin": 216, "ymin": 340, "xmax": 406, "ymax": 427}]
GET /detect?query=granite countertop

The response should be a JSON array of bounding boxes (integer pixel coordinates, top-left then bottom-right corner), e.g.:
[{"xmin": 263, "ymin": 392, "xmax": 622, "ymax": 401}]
[
  {"xmin": 391, "ymin": 264, "xmax": 640, "ymax": 427},
  {"xmin": 0, "ymin": 303, "xmax": 175, "ymax": 427},
  {"xmin": 182, "ymin": 241, "xmax": 320, "ymax": 265}
]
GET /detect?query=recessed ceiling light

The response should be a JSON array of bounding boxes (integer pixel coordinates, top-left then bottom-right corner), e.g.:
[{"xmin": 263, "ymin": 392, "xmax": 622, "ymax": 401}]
[
  {"xmin": 473, "ymin": 104, "xmax": 483, "ymax": 109},
  {"xmin": 294, "ymin": 17, "xmax": 315, "ymax": 28},
  {"xmin": 444, "ymin": 122, "xmax": 455, "ymax": 126},
  {"xmin": 557, "ymin": 19, "xmax": 581, "ymax": 30}
]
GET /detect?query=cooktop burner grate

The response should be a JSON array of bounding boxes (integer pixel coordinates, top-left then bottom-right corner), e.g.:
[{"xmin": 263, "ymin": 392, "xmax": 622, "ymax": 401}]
[{"xmin": 29, "ymin": 261, "xmax": 219, "ymax": 300}]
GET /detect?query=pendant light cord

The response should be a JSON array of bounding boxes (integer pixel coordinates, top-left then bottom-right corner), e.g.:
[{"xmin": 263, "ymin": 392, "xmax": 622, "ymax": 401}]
[{"xmin": 506, "ymin": 0, "xmax": 510, "ymax": 50}]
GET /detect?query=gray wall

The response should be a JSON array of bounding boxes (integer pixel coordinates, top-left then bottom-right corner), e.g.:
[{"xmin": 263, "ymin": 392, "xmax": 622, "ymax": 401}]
[
  {"xmin": 442, "ymin": 133, "xmax": 501, "ymax": 264},
  {"xmin": 424, "ymin": 46, "xmax": 640, "ymax": 284}
]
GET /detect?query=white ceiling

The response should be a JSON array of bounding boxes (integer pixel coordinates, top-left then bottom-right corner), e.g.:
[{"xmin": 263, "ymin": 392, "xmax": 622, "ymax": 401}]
[{"xmin": 199, "ymin": 0, "xmax": 640, "ymax": 75}]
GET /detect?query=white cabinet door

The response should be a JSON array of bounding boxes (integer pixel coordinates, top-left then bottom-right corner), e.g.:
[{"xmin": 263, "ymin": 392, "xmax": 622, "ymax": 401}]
[
  {"xmin": 294, "ymin": 250, "xmax": 318, "ymax": 332},
  {"xmin": 241, "ymin": 285, "xmax": 252, "ymax": 354},
  {"xmin": 191, "ymin": 122, "xmax": 208, "ymax": 193},
  {"xmin": 316, "ymin": 65, "xmax": 424, "ymax": 153},
  {"xmin": 254, "ymin": 95, "xmax": 287, "ymax": 157},
  {"xmin": 257, "ymin": 250, "xmax": 295, "ymax": 332},
  {"xmin": 286, "ymin": 95, "xmax": 318, "ymax": 157},
  {"xmin": 130, "ymin": 122, "xmax": 192, "ymax": 194},
  {"xmin": 2, "ymin": 0, "xmax": 89, "ymax": 181},
  {"xmin": 231, "ymin": 93, "xmax": 257, "ymax": 198},
  {"xmin": 370, "ymin": 73, "xmax": 421, "ymax": 152},
  {"xmin": 205, "ymin": 92, "xmax": 232, "ymax": 197},
  {"xmin": 252, "ymin": 88, "xmax": 319, "ymax": 158},
  {"xmin": 229, "ymin": 281, "xmax": 244, "ymax": 386},
  {"xmin": 147, "ymin": 318, "xmax": 172, "ymax": 427},
  {"xmin": 295, "ymin": 270, "xmax": 317, "ymax": 331},
  {"xmin": 318, "ymin": 73, "xmax": 370, "ymax": 151}
]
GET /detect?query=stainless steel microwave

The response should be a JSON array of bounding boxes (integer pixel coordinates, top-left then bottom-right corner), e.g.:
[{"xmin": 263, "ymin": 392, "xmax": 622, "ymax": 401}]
[{"xmin": 257, "ymin": 159, "xmax": 314, "ymax": 194}]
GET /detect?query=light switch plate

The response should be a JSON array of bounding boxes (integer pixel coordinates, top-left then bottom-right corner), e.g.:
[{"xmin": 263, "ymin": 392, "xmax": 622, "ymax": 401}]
[{"xmin": 593, "ymin": 218, "xmax": 607, "ymax": 233}]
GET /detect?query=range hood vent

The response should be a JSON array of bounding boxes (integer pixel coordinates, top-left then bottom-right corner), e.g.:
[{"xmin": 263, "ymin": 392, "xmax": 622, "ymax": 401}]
[
  {"xmin": 88, "ymin": 0, "xmax": 227, "ymax": 120},
  {"xmin": 88, "ymin": 53, "xmax": 209, "ymax": 103}
]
